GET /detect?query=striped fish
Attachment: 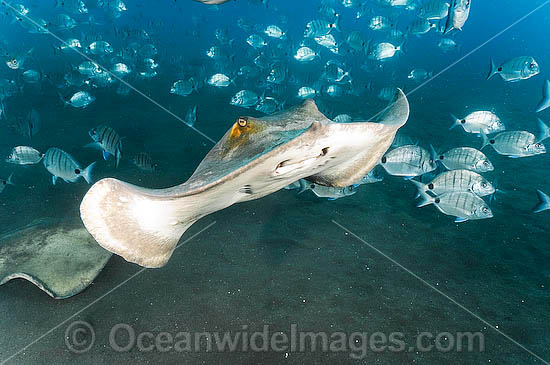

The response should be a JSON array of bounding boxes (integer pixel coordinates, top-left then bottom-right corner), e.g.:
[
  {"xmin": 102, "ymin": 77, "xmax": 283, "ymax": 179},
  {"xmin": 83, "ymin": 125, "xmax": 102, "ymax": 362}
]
[
  {"xmin": 417, "ymin": 191, "xmax": 493, "ymax": 223},
  {"xmin": 304, "ymin": 18, "xmax": 340, "ymax": 38},
  {"xmin": 132, "ymin": 152, "xmax": 156, "ymax": 172},
  {"xmin": 43, "ymin": 147, "xmax": 96, "ymax": 185},
  {"xmin": 436, "ymin": 147, "xmax": 494, "ymax": 173},
  {"xmin": 87, "ymin": 125, "xmax": 123, "ymax": 167},
  {"xmin": 5, "ymin": 146, "xmax": 43, "ymax": 165},
  {"xmin": 380, "ymin": 145, "xmax": 437, "ymax": 177},
  {"xmin": 481, "ymin": 131, "xmax": 546, "ymax": 158},
  {"xmin": 487, "ymin": 56, "xmax": 539, "ymax": 82},
  {"xmin": 411, "ymin": 169, "xmax": 495, "ymax": 198}
]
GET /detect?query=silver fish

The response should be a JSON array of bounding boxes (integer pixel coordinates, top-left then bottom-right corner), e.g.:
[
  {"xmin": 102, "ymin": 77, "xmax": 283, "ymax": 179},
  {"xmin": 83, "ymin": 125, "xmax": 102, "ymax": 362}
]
[
  {"xmin": 369, "ymin": 16, "xmax": 392, "ymax": 31},
  {"xmin": 450, "ymin": 111, "xmax": 504, "ymax": 134},
  {"xmin": 294, "ymin": 47, "xmax": 318, "ymax": 62},
  {"xmin": 408, "ymin": 19, "xmax": 436, "ymax": 35},
  {"xmin": 246, "ymin": 34, "xmax": 266, "ymax": 49},
  {"xmin": 298, "ymin": 86, "xmax": 318, "ymax": 99},
  {"xmin": 304, "ymin": 18, "xmax": 340, "ymax": 38},
  {"xmin": 43, "ymin": 147, "xmax": 95, "ymax": 185},
  {"xmin": 408, "ymin": 68, "xmax": 433, "ymax": 81},
  {"xmin": 368, "ymin": 42, "xmax": 401, "ymax": 61},
  {"xmin": 356, "ymin": 168, "xmax": 384, "ymax": 184},
  {"xmin": 87, "ymin": 125, "xmax": 123, "ymax": 167},
  {"xmin": 208, "ymin": 73, "xmax": 233, "ymax": 87},
  {"xmin": 230, "ymin": 90, "xmax": 259, "ymax": 108},
  {"xmin": 255, "ymin": 97, "xmax": 280, "ymax": 114},
  {"xmin": 64, "ymin": 91, "xmax": 95, "ymax": 108},
  {"xmin": 444, "ymin": 0, "xmax": 471, "ymax": 34},
  {"xmin": 436, "ymin": 147, "xmax": 493, "ymax": 173},
  {"xmin": 86, "ymin": 41, "xmax": 113, "ymax": 55},
  {"xmin": 132, "ymin": 152, "xmax": 156, "ymax": 172},
  {"xmin": 438, "ymin": 38, "xmax": 459, "ymax": 52},
  {"xmin": 308, "ymin": 183, "xmax": 357, "ymax": 200},
  {"xmin": 417, "ymin": 191, "xmax": 493, "ymax": 223},
  {"xmin": 170, "ymin": 78, "xmax": 197, "ymax": 96},
  {"xmin": 381, "ymin": 145, "xmax": 437, "ymax": 177},
  {"xmin": 5, "ymin": 146, "xmax": 43, "ymax": 165},
  {"xmin": 419, "ymin": 0, "xmax": 450, "ymax": 20},
  {"xmin": 481, "ymin": 131, "xmax": 546, "ymax": 158},
  {"xmin": 411, "ymin": 169, "xmax": 494, "ymax": 197},
  {"xmin": 487, "ymin": 56, "xmax": 540, "ymax": 82}
]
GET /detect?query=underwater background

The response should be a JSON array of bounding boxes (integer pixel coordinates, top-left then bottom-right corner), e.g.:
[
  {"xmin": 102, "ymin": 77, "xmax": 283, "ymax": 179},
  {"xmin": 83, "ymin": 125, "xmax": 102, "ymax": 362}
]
[{"xmin": 0, "ymin": 0, "xmax": 549, "ymax": 363}]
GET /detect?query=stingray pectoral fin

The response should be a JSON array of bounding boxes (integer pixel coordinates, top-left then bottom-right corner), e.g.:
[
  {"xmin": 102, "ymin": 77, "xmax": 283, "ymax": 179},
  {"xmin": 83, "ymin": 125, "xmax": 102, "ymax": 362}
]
[
  {"xmin": 378, "ymin": 88, "xmax": 409, "ymax": 127},
  {"xmin": 80, "ymin": 178, "xmax": 198, "ymax": 268}
]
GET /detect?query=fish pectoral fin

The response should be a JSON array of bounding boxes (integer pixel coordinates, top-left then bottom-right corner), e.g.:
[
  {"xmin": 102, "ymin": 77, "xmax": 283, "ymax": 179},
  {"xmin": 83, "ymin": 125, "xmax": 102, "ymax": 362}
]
[
  {"xmin": 80, "ymin": 178, "xmax": 200, "ymax": 268},
  {"xmin": 52, "ymin": 175, "xmax": 58, "ymax": 185},
  {"xmin": 507, "ymin": 155, "xmax": 522, "ymax": 159},
  {"xmin": 102, "ymin": 150, "xmax": 111, "ymax": 160},
  {"xmin": 84, "ymin": 142, "xmax": 102, "ymax": 150},
  {"xmin": 454, "ymin": 217, "xmax": 469, "ymax": 223}
]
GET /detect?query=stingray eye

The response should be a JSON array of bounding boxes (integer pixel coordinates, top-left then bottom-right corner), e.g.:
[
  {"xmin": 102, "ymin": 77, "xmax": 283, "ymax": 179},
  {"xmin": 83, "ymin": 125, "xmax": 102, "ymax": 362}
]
[{"xmin": 237, "ymin": 117, "xmax": 248, "ymax": 127}]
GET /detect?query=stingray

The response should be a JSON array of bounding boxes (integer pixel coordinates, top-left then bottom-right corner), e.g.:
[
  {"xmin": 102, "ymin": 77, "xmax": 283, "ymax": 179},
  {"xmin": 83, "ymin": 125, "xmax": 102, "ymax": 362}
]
[
  {"xmin": 80, "ymin": 89, "xmax": 409, "ymax": 268},
  {"xmin": 0, "ymin": 218, "xmax": 112, "ymax": 299}
]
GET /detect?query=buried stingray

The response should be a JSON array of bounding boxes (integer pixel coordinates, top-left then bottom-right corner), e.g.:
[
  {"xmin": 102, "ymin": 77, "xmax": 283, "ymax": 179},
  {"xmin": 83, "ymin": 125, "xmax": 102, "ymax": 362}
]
[
  {"xmin": 0, "ymin": 218, "xmax": 112, "ymax": 299},
  {"xmin": 80, "ymin": 90, "xmax": 409, "ymax": 268}
]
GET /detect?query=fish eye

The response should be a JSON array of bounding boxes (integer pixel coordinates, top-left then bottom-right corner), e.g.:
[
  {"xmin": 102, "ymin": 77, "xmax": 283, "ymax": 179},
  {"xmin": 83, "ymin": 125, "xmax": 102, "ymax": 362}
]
[
  {"xmin": 7, "ymin": 154, "xmax": 11, "ymax": 159},
  {"xmin": 237, "ymin": 117, "xmax": 248, "ymax": 127},
  {"xmin": 11, "ymin": 59, "xmax": 17, "ymax": 65},
  {"xmin": 74, "ymin": 168, "xmax": 80, "ymax": 174},
  {"xmin": 536, "ymin": 143, "xmax": 542, "ymax": 148},
  {"xmin": 481, "ymin": 183, "xmax": 487, "ymax": 188},
  {"xmin": 483, "ymin": 161, "xmax": 489, "ymax": 165},
  {"xmin": 482, "ymin": 207, "xmax": 489, "ymax": 213}
]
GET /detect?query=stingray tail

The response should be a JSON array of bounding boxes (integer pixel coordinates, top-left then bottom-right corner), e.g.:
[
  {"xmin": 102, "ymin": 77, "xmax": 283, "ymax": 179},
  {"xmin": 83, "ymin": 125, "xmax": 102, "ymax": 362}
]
[{"xmin": 80, "ymin": 178, "xmax": 199, "ymax": 268}]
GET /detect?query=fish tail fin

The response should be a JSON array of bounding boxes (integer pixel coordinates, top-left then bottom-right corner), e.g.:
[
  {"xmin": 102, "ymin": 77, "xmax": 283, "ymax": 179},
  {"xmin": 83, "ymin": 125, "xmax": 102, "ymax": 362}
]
[
  {"xmin": 297, "ymin": 179, "xmax": 311, "ymax": 194},
  {"xmin": 429, "ymin": 144, "xmax": 440, "ymax": 163},
  {"xmin": 537, "ymin": 118, "xmax": 550, "ymax": 142},
  {"xmin": 80, "ymin": 178, "xmax": 198, "ymax": 268},
  {"xmin": 487, "ymin": 58, "xmax": 498, "ymax": 80},
  {"xmin": 533, "ymin": 189, "xmax": 550, "ymax": 213},
  {"xmin": 416, "ymin": 189, "xmax": 435, "ymax": 208},
  {"xmin": 480, "ymin": 132, "xmax": 490, "ymax": 150},
  {"xmin": 6, "ymin": 173, "xmax": 14, "ymax": 186},
  {"xmin": 409, "ymin": 179, "xmax": 427, "ymax": 199},
  {"xmin": 81, "ymin": 161, "xmax": 96, "ymax": 184},
  {"xmin": 535, "ymin": 80, "xmax": 550, "ymax": 113},
  {"xmin": 333, "ymin": 14, "xmax": 341, "ymax": 32},
  {"xmin": 449, "ymin": 113, "xmax": 459, "ymax": 130}
]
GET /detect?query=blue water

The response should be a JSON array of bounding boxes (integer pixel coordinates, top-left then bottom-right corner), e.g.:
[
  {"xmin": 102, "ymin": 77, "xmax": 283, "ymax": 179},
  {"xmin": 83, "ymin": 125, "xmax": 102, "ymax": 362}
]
[{"xmin": 0, "ymin": 0, "xmax": 549, "ymax": 363}]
